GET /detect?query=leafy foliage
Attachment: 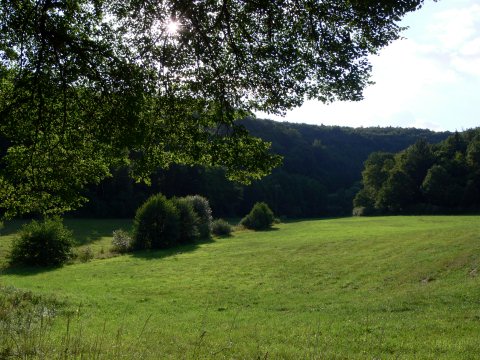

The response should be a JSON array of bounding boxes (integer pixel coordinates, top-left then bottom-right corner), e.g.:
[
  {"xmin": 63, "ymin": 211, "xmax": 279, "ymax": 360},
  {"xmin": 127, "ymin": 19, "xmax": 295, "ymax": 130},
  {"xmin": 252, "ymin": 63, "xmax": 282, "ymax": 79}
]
[
  {"xmin": 9, "ymin": 218, "xmax": 74, "ymax": 267},
  {"xmin": 211, "ymin": 219, "xmax": 233, "ymax": 237},
  {"xmin": 111, "ymin": 229, "xmax": 133, "ymax": 254},
  {"xmin": 184, "ymin": 195, "xmax": 213, "ymax": 239},
  {"xmin": 77, "ymin": 247, "xmax": 94, "ymax": 263},
  {"xmin": 355, "ymin": 129, "xmax": 480, "ymax": 214},
  {"xmin": 240, "ymin": 202, "xmax": 275, "ymax": 230},
  {"xmin": 131, "ymin": 193, "xmax": 215, "ymax": 250},
  {"xmin": 352, "ymin": 206, "xmax": 375, "ymax": 217},
  {"xmin": 73, "ymin": 121, "xmax": 450, "ymax": 219},
  {"xmin": 172, "ymin": 197, "xmax": 200, "ymax": 244},
  {"xmin": 132, "ymin": 194, "xmax": 180, "ymax": 250},
  {"xmin": 0, "ymin": 0, "xmax": 430, "ymax": 217}
]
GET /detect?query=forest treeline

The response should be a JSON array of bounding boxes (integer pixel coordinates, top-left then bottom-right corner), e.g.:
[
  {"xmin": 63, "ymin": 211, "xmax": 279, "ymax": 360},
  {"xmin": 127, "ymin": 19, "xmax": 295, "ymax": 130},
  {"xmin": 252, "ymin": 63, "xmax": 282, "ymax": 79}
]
[
  {"xmin": 354, "ymin": 129, "xmax": 480, "ymax": 215},
  {"xmin": 72, "ymin": 118, "xmax": 451, "ymax": 219}
]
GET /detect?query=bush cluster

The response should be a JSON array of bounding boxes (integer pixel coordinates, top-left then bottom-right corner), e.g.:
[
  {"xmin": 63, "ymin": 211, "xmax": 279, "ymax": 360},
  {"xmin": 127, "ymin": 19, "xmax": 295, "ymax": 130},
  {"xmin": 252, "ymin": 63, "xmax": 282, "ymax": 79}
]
[
  {"xmin": 132, "ymin": 194, "xmax": 212, "ymax": 250},
  {"xmin": 352, "ymin": 206, "xmax": 372, "ymax": 217},
  {"xmin": 173, "ymin": 197, "xmax": 200, "ymax": 244},
  {"xmin": 240, "ymin": 202, "xmax": 275, "ymax": 230},
  {"xmin": 77, "ymin": 247, "xmax": 94, "ymax": 263},
  {"xmin": 132, "ymin": 194, "xmax": 180, "ymax": 250},
  {"xmin": 9, "ymin": 218, "xmax": 74, "ymax": 267},
  {"xmin": 184, "ymin": 195, "xmax": 213, "ymax": 239},
  {"xmin": 111, "ymin": 229, "xmax": 132, "ymax": 253},
  {"xmin": 212, "ymin": 219, "xmax": 232, "ymax": 237}
]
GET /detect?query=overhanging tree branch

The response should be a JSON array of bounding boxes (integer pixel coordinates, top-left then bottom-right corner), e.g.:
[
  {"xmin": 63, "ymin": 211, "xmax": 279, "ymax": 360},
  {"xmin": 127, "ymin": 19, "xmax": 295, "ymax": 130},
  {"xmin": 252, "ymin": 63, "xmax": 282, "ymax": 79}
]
[{"xmin": 0, "ymin": 0, "xmax": 432, "ymax": 217}]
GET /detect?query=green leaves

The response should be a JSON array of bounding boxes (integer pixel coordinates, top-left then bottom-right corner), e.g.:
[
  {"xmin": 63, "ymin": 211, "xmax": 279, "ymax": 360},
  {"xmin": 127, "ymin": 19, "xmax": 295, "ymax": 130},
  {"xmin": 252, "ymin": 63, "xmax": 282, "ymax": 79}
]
[
  {"xmin": 355, "ymin": 129, "xmax": 480, "ymax": 213},
  {"xmin": 0, "ymin": 0, "xmax": 427, "ymax": 216}
]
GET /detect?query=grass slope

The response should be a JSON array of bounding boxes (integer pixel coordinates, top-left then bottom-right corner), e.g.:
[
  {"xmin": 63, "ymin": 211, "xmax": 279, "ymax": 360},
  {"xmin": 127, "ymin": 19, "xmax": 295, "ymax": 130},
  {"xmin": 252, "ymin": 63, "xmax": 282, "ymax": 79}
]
[{"xmin": 1, "ymin": 216, "xmax": 480, "ymax": 359}]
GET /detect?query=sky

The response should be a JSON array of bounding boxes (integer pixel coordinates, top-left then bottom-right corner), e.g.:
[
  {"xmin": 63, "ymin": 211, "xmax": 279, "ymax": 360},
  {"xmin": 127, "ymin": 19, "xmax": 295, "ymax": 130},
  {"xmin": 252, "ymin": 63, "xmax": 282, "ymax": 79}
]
[{"xmin": 256, "ymin": 0, "xmax": 480, "ymax": 132}]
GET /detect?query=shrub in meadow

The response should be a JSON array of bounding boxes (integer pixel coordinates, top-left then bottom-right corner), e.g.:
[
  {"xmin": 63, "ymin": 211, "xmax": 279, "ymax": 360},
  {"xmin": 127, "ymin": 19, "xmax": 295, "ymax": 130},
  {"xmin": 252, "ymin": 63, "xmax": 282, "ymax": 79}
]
[
  {"xmin": 111, "ymin": 229, "xmax": 132, "ymax": 253},
  {"xmin": 9, "ymin": 218, "xmax": 74, "ymax": 267},
  {"xmin": 184, "ymin": 195, "xmax": 213, "ymax": 239},
  {"xmin": 352, "ymin": 206, "xmax": 377, "ymax": 216},
  {"xmin": 78, "ymin": 247, "xmax": 94, "ymax": 262},
  {"xmin": 240, "ymin": 202, "xmax": 275, "ymax": 230},
  {"xmin": 211, "ymin": 219, "xmax": 232, "ymax": 237},
  {"xmin": 132, "ymin": 194, "xmax": 180, "ymax": 250},
  {"xmin": 352, "ymin": 206, "xmax": 367, "ymax": 216},
  {"xmin": 172, "ymin": 197, "xmax": 199, "ymax": 244}
]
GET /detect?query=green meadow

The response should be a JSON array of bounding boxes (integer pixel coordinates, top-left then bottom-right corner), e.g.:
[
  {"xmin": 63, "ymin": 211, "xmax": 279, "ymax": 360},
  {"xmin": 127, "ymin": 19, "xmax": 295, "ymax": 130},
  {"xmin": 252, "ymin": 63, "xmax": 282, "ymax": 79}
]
[{"xmin": 1, "ymin": 216, "xmax": 480, "ymax": 359}]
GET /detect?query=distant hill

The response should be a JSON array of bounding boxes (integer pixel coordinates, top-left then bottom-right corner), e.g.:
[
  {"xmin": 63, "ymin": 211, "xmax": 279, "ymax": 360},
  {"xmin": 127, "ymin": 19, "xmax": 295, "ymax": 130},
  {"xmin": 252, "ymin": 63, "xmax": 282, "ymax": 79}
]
[
  {"xmin": 76, "ymin": 118, "xmax": 451, "ymax": 218},
  {"xmin": 242, "ymin": 118, "xmax": 450, "ymax": 191},
  {"xmin": 236, "ymin": 118, "xmax": 450, "ymax": 216}
]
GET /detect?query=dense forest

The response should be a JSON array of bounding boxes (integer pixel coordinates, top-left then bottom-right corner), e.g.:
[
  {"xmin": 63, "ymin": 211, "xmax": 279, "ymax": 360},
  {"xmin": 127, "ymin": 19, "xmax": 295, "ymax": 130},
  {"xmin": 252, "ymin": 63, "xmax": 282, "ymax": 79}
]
[
  {"xmin": 354, "ymin": 129, "xmax": 480, "ymax": 214},
  {"xmin": 72, "ymin": 118, "xmax": 451, "ymax": 219}
]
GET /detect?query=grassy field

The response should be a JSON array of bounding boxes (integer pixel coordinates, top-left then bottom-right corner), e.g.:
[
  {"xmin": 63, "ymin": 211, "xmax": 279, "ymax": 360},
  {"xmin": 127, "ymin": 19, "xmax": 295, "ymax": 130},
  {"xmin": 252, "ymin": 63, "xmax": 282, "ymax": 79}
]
[{"xmin": 1, "ymin": 216, "xmax": 480, "ymax": 359}]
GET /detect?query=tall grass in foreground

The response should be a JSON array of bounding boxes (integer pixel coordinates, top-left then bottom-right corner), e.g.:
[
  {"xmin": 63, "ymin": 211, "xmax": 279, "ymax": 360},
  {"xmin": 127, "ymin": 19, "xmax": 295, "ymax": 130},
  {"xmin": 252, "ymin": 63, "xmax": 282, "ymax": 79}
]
[
  {"xmin": 0, "ymin": 285, "xmax": 271, "ymax": 359},
  {"xmin": 0, "ymin": 286, "xmax": 158, "ymax": 359}
]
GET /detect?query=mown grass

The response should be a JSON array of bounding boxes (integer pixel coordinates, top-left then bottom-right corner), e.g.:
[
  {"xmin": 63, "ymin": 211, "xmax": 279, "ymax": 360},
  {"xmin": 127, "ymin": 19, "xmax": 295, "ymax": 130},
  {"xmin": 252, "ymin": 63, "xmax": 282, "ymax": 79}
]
[{"xmin": 1, "ymin": 216, "xmax": 480, "ymax": 359}]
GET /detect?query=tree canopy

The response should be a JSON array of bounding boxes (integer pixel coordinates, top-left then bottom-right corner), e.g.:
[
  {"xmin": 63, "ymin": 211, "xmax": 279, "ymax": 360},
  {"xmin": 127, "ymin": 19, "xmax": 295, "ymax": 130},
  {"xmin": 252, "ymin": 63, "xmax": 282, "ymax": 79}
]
[
  {"xmin": 0, "ymin": 0, "xmax": 429, "ymax": 217},
  {"xmin": 73, "ymin": 120, "xmax": 449, "ymax": 219},
  {"xmin": 354, "ymin": 129, "xmax": 480, "ymax": 214}
]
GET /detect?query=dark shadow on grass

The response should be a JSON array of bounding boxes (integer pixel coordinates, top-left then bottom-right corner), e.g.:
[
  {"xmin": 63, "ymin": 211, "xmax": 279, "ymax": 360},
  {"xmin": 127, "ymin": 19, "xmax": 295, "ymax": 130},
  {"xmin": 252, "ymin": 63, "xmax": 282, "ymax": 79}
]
[
  {"xmin": 212, "ymin": 234, "xmax": 233, "ymax": 239},
  {"xmin": 63, "ymin": 219, "xmax": 133, "ymax": 246},
  {"xmin": 130, "ymin": 237, "xmax": 215, "ymax": 260},
  {"xmin": 265, "ymin": 227, "xmax": 280, "ymax": 231},
  {"xmin": 1, "ymin": 219, "xmax": 133, "ymax": 246},
  {"xmin": 0, "ymin": 220, "xmax": 29, "ymax": 236},
  {"xmin": 1, "ymin": 263, "xmax": 69, "ymax": 276},
  {"xmin": 279, "ymin": 216, "xmax": 351, "ymax": 224},
  {"xmin": 2, "ymin": 237, "xmax": 215, "ymax": 275},
  {"xmin": 243, "ymin": 227, "xmax": 280, "ymax": 232}
]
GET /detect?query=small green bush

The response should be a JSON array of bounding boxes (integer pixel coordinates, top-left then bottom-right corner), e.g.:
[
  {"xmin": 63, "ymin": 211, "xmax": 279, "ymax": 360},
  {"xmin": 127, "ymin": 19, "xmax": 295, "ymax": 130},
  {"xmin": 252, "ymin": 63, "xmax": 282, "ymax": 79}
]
[
  {"xmin": 240, "ymin": 202, "xmax": 275, "ymax": 230},
  {"xmin": 352, "ymin": 206, "xmax": 377, "ymax": 216},
  {"xmin": 9, "ymin": 218, "xmax": 74, "ymax": 267},
  {"xmin": 352, "ymin": 206, "xmax": 367, "ymax": 216},
  {"xmin": 184, "ymin": 195, "xmax": 212, "ymax": 239},
  {"xmin": 111, "ymin": 229, "xmax": 132, "ymax": 253},
  {"xmin": 172, "ymin": 197, "xmax": 199, "ymax": 244},
  {"xmin": 212, "ymin": 219, "xmax": 232, "ymax": 237},
  {"xmin": 132, "ymin": 194, "xmax": 180, "ymax": 250},
  {"xmin": 78, "ymin": 247, "xmax": 94, "ymax": 262}
]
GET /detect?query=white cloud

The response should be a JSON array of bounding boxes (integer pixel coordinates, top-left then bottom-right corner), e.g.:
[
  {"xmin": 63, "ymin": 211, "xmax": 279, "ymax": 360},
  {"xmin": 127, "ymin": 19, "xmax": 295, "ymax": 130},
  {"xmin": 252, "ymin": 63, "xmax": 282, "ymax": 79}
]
[
  {"xmin": 451, "ymin": 55, "xmax": 480, "ymax": 77},
  {"xmin": 426, "ymin": 6, "xmax": 480, "ymax": 50},
  {"xmin": 256, "ymin": 1, "xmax": 480, "ymax": 131},
  {"xmin": 460, "ymin": 37, "xmax": 480, "ymax": 56},
  {"xmin": 421, "ymin": 3, "xmax": 480, "ymax": 79},
  {"xmin": 411, "ymin": 118, "xmax": 446, "ymax": 132}
]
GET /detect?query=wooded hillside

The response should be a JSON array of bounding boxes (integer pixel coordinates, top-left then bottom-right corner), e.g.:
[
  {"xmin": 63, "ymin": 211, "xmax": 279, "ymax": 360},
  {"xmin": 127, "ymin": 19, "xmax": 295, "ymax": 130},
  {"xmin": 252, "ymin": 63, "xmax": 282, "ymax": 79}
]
[
  {"xmin": 74, "ymin": 118, "xmax": 450, "ymax": 218},
  {"xmin": 354, "ymin": 129, "xmax": 480, "ymax": 214}
]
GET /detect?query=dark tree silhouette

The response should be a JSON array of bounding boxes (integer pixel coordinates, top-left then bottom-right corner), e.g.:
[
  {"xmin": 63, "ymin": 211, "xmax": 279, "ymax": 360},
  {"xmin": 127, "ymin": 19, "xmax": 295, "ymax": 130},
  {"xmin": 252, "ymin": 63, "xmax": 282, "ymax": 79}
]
[{"xmin": 1, "ymin": 0, "xmax": 431, "ymax": 216}]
